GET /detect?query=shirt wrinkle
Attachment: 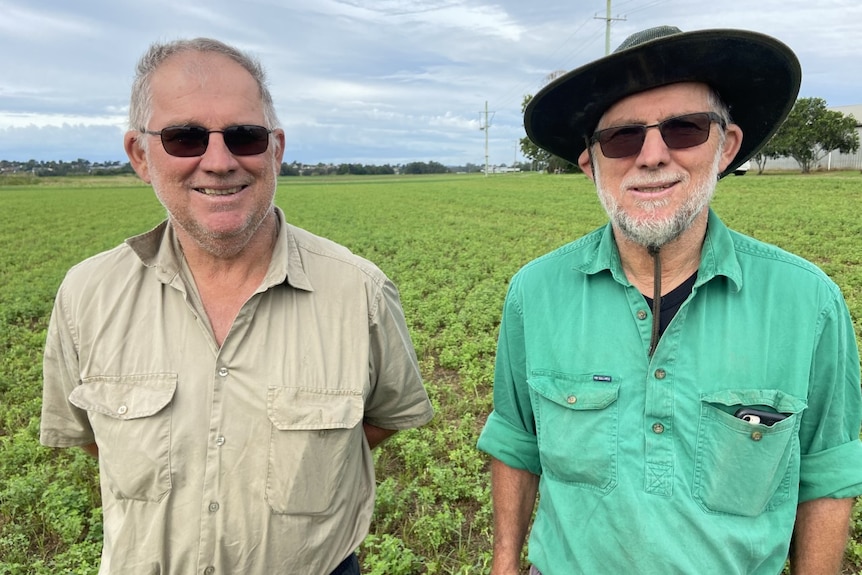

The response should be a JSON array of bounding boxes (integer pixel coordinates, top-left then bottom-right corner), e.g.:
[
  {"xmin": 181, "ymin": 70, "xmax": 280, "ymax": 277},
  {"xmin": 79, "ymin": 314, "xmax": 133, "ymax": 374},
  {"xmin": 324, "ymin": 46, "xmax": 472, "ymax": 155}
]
[
  {"xmin": 477, "ymin": 209, "xmax": 862, "ymax": 575},
  {"xmin": 40, "ymin": 206, "xmax": 434, "ymax": 575}
]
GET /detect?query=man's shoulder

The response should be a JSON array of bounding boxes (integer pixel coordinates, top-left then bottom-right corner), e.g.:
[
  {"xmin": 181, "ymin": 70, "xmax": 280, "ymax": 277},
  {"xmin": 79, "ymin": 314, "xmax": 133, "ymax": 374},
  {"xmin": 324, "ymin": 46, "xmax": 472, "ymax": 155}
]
[
  {"xmin": 285, "ymin": 224, "xmax": 386, "ymax": 282},
  {"xmin": 516, "ymin": 227, "xmax": 605, "ymax": 278},
  {"xmin": 725, "ymin": 227, "xmax": 844, "ymax": 303},
  {"xmin": 729, "ymin": 228, "xmax": 833, "ymax": 281},
  {"xmin": 62, "ymin": 242, "xmax": 141, "ymax": 289}
]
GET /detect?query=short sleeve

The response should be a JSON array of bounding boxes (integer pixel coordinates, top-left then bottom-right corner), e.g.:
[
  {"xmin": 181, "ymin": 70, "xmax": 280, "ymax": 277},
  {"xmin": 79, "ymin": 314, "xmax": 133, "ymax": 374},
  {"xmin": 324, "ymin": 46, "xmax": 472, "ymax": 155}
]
[
  {"xmin": 363, "ymin": 278, "xmax": 433, "ymax": 430},
  {"xmin": 40, "ymin": 282, "xmax": 94, "ymax": 448}
]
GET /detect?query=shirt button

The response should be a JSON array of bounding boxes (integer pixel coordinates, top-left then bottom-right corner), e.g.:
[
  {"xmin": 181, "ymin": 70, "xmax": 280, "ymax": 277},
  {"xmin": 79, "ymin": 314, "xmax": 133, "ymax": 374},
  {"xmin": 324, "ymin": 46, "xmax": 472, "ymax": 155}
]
[
  {"xmin": 217, "ymin": 367, "xmax": 229, "ymax": 377},
  {"xmin": 117, "ymin": 405, "xmax": 128, "ymax": 415},
  {"xmin": 652, "ymin": 422, "xmax": 665, "ymax": 434},
  {"xmin": 566, "ymin": 395, "xmax": 577, "ymax": 404},
  {"xmin": 209, "ymin": 502, "xmax": 220, "ymax": 512},
  {"xmin": 204, "ymin": 567, "xmax": 215, "ymax": 575},
  {"xmin": 215, "ymin": 436, "xmax": 226, "ymax": 446},
  {"xmin": 751, "ymin": 431, "xmax": 763, "ymax": 441},
  {"xmin": 654, "ymin": 369, "xmax": 666, "ymax": 380},
  {"xmin": 637, "ymin": 309, "xmax": 648, "ymax": 320}
]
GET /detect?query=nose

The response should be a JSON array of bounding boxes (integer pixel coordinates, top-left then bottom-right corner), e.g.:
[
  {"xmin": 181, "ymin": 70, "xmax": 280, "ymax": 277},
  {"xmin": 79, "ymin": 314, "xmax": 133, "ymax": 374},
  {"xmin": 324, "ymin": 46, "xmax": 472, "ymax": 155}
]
[
  {"xmin": 198, "ymin": 132, "xmax": 240, "ymax": 173},
  {"xmin": 636, "ymin": 125, "xmax": 671, "ymax": 169}
]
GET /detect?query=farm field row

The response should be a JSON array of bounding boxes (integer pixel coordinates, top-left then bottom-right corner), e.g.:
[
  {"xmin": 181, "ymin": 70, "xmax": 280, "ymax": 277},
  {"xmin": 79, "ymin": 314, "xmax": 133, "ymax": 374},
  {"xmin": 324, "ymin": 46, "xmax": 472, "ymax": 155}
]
[{"xmin": 2, "ymin": 171, "xmax": 862, "ymax": 573}]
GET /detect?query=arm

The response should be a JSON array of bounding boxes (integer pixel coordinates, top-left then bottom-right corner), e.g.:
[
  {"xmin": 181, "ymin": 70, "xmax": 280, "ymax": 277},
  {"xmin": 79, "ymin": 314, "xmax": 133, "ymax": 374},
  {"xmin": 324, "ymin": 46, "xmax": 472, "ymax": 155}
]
[
  {"xmin": 81, "ymin": 443, "xmax": 99, "ymax": 458},
  {"xmin": 789, "ymin": 497, "xmax": 854, "ymax": 574},
  {"xmin": 490, "ymin": 457, "xmax": 540, "ymax": 575},
  {"xmin": 363, "ymin": 422, "xmax": 397, "ymax": 449}
]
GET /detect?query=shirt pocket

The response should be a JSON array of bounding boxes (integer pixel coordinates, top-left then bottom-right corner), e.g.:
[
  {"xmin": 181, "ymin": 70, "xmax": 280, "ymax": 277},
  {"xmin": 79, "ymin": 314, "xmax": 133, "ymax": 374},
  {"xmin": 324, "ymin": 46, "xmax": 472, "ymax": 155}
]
[
  {"xmin": 528, "ymin": 372, "xmax": 620, "ymax": 493},
  {"xmin": 692, "ymin": 389, "xmax": 806, "ymax": 516},
  {"xmin": 265, "ymin": 386, "xmax": 364, "ymax": 515},
  {"xmin": 69, "ymin": 374, "xmax": 177, "ymax": 502}
]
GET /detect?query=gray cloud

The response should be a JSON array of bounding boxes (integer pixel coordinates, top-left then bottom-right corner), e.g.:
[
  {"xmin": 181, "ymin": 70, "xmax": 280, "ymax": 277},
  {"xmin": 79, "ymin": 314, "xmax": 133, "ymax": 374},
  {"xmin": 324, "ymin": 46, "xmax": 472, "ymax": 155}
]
[{"xmin": 1, "ymin": 0, "xmax": 859, "ymax": 164}]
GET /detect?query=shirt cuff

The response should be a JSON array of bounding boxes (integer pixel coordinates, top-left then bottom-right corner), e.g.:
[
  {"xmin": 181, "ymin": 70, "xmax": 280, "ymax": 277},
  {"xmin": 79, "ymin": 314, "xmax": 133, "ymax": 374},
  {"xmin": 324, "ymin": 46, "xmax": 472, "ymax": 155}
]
[
  {"xmin": 799, "ymin": 439, "xmax": 862, "ymax": 501},
  {"xmin": 477, "ymin": 410, "xmax": 542, "ymax": 475}
]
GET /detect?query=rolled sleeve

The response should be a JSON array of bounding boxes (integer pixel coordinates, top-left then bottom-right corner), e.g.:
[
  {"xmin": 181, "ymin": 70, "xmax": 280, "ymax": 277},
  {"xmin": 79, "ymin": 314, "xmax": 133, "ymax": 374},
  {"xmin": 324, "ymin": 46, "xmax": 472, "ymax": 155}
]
[
  {"xmin": 799, "ymin": 441, "xmax": 862, "ymax": 501},
  {"xmin": 477, "ymin": 410, "xmax": 542, "ymax": 475},
  {"xmin": 797, "ymin": 291, "xmax": 862, "ymax": 501},
  {"xmin": 477, "ymin": 279, "xmax": 541, "ymax": 474}
]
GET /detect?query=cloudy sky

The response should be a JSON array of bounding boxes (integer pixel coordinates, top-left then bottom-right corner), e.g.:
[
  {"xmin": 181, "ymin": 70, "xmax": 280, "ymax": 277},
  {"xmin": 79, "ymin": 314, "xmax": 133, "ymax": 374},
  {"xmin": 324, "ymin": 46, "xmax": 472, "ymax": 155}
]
[{"xmin": 1, "ymin": 0, "xmax": 859, "ymax": 166}]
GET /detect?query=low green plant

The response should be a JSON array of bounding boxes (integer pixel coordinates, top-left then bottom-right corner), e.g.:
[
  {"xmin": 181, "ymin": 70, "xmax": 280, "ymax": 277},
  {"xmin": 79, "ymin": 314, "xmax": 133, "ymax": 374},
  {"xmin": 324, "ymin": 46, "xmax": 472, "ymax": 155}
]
[{"xmin": 2, "ymin": 172, "xmax": 862, "ymax": 573}]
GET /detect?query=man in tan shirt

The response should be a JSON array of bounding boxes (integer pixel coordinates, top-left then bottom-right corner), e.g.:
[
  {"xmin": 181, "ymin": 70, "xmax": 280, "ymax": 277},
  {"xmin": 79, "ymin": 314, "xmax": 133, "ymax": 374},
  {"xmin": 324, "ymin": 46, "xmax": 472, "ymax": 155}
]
[{"xmin": 40, "ymin": 38, "xmax": 434, "ymax": 575}]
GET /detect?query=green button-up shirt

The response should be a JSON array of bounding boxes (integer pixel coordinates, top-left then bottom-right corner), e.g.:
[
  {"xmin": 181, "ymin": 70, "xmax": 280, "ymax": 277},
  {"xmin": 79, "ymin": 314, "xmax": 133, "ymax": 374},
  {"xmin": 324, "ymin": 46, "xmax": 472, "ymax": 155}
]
[{"xmin": 478, "ymin": 210, "xmax": 862, "ymax": 575}]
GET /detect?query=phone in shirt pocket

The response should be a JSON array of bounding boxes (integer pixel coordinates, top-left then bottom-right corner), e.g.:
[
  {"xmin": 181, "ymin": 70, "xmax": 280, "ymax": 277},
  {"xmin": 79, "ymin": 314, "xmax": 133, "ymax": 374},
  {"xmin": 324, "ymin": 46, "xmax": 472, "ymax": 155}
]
[{"xmin": 692, "ymin": 390, "xmax": 806, "ymax": 516}]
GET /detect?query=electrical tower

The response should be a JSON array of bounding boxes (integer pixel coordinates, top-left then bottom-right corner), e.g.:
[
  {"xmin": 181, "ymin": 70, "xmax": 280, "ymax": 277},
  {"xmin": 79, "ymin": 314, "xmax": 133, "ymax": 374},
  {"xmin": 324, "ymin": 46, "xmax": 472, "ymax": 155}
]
[{"xmin": 479, "ymin": 101, "xmax": 495, "ymax": 176}]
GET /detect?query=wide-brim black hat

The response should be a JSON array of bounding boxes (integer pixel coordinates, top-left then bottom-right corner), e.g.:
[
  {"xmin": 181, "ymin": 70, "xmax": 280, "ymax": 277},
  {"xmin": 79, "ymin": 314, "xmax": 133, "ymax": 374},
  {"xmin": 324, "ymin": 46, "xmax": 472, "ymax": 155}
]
[{"xmin": 524, "ymin": 26, "xmax": 801, "ymax": 177}]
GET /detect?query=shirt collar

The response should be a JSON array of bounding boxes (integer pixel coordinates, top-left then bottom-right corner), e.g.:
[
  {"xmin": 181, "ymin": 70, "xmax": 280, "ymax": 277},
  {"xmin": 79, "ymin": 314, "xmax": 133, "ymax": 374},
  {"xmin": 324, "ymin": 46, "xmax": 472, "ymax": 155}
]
[
  {"xmin": 573, "ymin": 208, "xmax": 743, "ymax": 292},
  {"xmin": 125, "ymin": 206, "xmax": 314, "ymax": 292}
]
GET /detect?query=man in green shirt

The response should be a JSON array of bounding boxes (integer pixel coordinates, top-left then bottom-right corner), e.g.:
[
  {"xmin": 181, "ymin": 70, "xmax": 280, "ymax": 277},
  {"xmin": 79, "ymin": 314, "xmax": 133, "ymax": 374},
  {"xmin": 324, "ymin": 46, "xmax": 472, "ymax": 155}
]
[{"xmin": 477, "ymin": 26, "xmax": 862, "ymax": 574}]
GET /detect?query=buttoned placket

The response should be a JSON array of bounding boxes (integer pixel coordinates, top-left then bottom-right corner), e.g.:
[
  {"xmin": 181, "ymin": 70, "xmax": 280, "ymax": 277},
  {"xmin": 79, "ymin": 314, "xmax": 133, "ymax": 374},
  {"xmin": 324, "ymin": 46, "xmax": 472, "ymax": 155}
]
[
  {"xmin": 194, "ymin": 292, "xmax": 265, "ymax": 573},
  {"xmin": 632, "ymin": 284, "xmax": 691, "ymax": 498},
  {"xmin": 196, "ymin": 357, "xmax": 229, "ymax": 571}
]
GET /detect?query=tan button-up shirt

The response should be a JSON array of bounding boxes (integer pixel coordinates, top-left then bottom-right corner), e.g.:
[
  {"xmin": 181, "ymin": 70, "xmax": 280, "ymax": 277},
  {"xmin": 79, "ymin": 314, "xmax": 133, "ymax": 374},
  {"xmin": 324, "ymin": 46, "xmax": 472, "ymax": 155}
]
[{"xmin": 40, "ymin": 207, "xmax": 434, "ymax": 575}]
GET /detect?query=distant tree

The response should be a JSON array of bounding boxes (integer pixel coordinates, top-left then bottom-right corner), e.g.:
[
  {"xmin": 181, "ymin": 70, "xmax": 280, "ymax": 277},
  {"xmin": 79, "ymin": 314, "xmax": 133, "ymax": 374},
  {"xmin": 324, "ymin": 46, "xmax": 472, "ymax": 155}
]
[
  {"xmin": 752, "ymin": 136, "xmax": 786, "ymax": 175},
  {"xmin": 402, "ymin": 161, "xmax": 450, "ymax": 175},
  {"xmin": 280, "ymin": 162, "xmax": 300, "ymax": 176},
  {"xmin": 519, "ymin": 94, "xmax": 552, "ymax": 171},
  {"xmin": 519, "ymin": 71, "xmax": 579, "ymax": 174},
  {"xmin": 767, "ymin": 97, "xmax": 860, "ymax": 173}
]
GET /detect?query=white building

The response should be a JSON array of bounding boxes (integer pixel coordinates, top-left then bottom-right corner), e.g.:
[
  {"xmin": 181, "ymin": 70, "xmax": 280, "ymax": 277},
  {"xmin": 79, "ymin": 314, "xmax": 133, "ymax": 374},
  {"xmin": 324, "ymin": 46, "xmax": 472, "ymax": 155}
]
[{"xmin": 764, "ymin": 104, "xmax": 862, "ymax": 171}]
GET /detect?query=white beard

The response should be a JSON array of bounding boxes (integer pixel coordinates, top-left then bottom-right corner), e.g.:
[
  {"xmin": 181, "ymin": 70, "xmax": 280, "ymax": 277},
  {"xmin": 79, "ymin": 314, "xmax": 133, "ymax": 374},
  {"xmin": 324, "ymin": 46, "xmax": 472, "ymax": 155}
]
[{"xmin": 594, "ymin": 149, "xmax": 721, "ymax": 249}]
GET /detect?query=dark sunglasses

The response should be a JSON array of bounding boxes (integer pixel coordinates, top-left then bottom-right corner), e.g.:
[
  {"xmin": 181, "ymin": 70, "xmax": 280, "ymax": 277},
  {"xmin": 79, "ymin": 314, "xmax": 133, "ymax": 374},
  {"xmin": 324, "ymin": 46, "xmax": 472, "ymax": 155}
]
[
  {"xmin": 140, "ymin": 125, "xmax": 272, "ymax": 157},
  {"xmin": 590, "ymin": 112, "xmax": 725, "ymax": 159}
]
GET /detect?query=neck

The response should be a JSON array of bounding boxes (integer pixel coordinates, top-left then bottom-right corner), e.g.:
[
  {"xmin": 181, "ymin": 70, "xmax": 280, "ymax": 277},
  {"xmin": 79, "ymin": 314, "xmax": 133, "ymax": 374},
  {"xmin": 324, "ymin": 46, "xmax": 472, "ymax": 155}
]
[
  {"xmin": 616, "ymin": 212, "xmax": 706, "ymax": 298},
  {"xmin": 177, "ymin": 209, "xmax": 279, "ymax": 282}
]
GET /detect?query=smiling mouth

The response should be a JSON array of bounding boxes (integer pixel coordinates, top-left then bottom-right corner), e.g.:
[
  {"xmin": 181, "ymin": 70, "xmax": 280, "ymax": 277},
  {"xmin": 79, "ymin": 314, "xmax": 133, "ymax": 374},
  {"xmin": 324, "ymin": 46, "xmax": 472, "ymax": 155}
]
[
  {"xmin": 632, "ymin": 182, "xmax": 677, "ymax": 193},
  {"xmin": 195, "ymin": 186, "xmax": 245, "ymax": 196}
]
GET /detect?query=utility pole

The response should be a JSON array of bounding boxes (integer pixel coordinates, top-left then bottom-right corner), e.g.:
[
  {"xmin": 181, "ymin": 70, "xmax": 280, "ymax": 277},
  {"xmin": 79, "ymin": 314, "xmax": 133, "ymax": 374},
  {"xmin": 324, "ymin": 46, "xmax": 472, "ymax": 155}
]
[
  {"xmin": 479, "ymin": 101, "xmax": 494, "ymax": 176},
  {"xmin": 595, "ymin": 0, "xmax": 626, "ymax": 55}
]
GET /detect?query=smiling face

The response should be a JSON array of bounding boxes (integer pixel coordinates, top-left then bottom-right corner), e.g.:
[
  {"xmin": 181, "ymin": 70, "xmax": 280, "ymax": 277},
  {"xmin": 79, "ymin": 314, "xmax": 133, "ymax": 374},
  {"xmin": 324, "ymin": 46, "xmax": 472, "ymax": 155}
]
[
  {"xmin": 578, "ymin": 82, "xmax": 741, "ymax": 249},
  {"xmin": 124, "ymin": 50, "xmax": 285, "ymax": 259}
]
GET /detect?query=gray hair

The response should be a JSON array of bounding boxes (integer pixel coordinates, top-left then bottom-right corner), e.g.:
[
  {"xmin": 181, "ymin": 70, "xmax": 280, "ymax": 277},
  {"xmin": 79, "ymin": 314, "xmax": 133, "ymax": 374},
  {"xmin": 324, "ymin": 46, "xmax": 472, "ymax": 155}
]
[
  {"xmin": 129, "ymin": 38, "xmax": 280, "ymax": 150},
  {"xmin": 707, "ymin": 87, "xmax": 732, "ymax": 147}
]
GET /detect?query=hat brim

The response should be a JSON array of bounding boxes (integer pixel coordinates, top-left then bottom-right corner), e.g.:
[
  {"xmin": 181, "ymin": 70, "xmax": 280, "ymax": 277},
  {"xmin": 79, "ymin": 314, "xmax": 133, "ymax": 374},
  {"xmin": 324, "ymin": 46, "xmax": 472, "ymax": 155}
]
[{"xmin": 524, "ymin": 29, "xmax": 801, "ymax": 178}]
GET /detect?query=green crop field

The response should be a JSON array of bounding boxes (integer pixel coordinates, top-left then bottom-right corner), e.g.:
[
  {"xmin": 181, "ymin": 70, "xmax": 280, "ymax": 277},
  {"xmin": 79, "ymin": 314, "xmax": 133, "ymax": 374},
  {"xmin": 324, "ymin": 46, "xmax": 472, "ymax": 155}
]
[{"xmin": 2, "ymin": 171, "xmax": 862, "ymax": 574}]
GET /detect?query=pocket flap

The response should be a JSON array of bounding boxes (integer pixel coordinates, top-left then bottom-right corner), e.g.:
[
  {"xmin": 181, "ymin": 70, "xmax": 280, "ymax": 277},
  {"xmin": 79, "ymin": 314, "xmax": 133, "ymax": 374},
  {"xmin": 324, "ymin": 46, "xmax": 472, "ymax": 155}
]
[
  {"xmin": 69, "ymin": 374, "xmax": 177, "ymax": 420},
  {"xmin": 267, "ymin": 387, "xmax": 364, "ymax": 430},
  {"xmin": 528, "ymin": 373, "xmax": 619, "ymax": 410}
]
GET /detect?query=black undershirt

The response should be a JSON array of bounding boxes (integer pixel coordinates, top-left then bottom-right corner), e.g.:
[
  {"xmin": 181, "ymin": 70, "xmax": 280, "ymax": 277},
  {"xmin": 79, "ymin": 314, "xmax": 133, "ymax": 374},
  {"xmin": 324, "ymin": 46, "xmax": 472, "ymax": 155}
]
[{"xmin": 643, "ymin": 271, "xmax": 697, "ymax": 337}]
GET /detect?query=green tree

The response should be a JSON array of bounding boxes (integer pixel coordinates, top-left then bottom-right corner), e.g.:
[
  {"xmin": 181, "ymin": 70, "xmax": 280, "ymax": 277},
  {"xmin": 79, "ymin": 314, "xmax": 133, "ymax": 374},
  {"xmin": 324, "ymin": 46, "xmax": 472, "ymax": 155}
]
[
  {"xmin": 519, "ymin": 71, "xmax": 580, "ymax": 174},
  {"xmin": 752, "ymin": 137, "xmax": 786, "ymax": 175},
  {"xmin": 767, "ymin": 97, "xmax": 859, "ymax": 173},
  {"xmin": 518, "ymin": 94, "xmax": 552, "ymax": 171}
]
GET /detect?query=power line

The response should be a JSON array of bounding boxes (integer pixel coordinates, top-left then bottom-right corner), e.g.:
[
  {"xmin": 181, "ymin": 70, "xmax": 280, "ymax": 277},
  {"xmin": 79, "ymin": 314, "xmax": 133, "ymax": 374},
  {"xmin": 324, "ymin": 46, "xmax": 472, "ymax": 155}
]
[
  {"xmin": 594, "ymin": 0, "xmax": 626, "ymax": 55},
  {"xmin": 490, "ymin": 16, "xmax": 595, "ymax": 114}
]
